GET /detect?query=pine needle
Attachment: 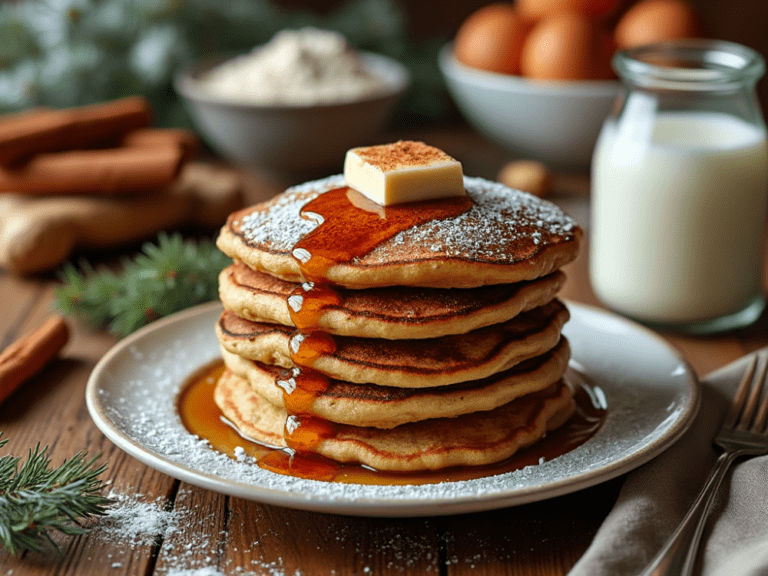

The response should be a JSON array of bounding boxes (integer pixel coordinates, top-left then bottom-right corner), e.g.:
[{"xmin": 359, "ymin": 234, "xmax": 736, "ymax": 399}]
[
  {"xmin": 54, "ymin": 232, "xmax": 231, "ymax": 337},
  {"xmin": 0, "ymin": 434, "xmax": 113, "ymax": 554}
]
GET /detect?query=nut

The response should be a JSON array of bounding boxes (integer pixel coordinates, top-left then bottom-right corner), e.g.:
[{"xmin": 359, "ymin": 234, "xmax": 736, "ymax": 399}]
[{"xmin": 497, "ymin": 160, "xmax": 552, "ymax": 198}]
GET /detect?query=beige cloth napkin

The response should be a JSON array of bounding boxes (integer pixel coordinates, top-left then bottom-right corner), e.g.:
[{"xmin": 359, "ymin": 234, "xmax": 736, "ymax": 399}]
[{"xmin": 569, "ymin": 347, "xmax": 768, "ymax": 576}]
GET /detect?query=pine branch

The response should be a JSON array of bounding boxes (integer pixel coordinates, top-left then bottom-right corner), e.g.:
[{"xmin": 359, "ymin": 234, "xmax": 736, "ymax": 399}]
[
  {"xmin": 0, "ymin": 434, "xmax": 113, "ymax": 555},
  {"xmin": 54, "ymin": 232, "xmax": 231, "ymax": 337}
]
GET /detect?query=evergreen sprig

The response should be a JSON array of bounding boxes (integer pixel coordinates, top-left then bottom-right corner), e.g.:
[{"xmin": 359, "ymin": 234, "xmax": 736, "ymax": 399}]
[
  {"xmin": 0, "ymin": 434, "xmax": 113, "ymax": 554},
  {"xmin": 54, "ymin": 232, "xmax": 230, "ymax": 337}
]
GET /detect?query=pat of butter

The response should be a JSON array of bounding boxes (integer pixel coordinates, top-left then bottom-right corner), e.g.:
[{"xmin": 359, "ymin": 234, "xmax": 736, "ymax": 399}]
[{"xmin": 344, "ymin": 141, "xmax": 465, "ymax": 206}]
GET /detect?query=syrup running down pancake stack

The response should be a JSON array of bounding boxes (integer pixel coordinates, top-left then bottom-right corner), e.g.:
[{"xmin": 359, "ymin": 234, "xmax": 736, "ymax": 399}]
[{"xmin": 214, "ymin": 142, "xmax": 582, "ymax": 473}]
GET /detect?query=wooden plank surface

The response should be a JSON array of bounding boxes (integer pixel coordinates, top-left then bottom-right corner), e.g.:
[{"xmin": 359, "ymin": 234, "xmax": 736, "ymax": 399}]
[{"xmin": 0, "ymin": 293, "xmax": 179, "ymax": 575}]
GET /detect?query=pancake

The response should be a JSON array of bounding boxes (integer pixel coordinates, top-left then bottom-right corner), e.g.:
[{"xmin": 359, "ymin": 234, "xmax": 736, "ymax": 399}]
[
  {"xmin": 214, "ymin": 369, "xmax": 285, "ymax": 449},
  {"xmin": 216, "ymin": 175, "xmax": 581, "ymax": 289},
  {"xmin": 219, "ymin": 261, "xmax": 565, "ymax": 339},
  {"xmin": 216, "ymin": 299, "xmax": 569, "ymax": 388},
  {"xmin": 221, "ymin": 337, "xmax": 570, "ymax": 428},
  {"xmin": 214, "ymin": 369, "xmax": 575, "ymax": 472}
]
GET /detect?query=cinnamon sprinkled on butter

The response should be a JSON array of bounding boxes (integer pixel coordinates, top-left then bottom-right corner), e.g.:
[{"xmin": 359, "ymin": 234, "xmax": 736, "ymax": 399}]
[
  {"xmin": 355, "ymin": 141, "xmax": 455, "ymax": 172},
  {"xmin": 343, "ymin": 141, "xmax": 465, "ymax": 205}
]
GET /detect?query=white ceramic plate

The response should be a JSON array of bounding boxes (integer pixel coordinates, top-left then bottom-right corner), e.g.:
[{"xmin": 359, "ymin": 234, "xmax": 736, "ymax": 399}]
[{"xmin": 86, "ymin": 300, "xmax": 699, "ymax": 517}]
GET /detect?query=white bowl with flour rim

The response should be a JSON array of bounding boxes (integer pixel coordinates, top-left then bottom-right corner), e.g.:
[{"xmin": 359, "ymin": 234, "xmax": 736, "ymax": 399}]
[{"xmin": 175, "ymin": 50, "xmax": 410, "ymax": 174}]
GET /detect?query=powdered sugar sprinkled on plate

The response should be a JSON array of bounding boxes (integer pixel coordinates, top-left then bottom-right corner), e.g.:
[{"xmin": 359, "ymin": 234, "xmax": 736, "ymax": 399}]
[{"xmin": 85, "ymin": 300, "xmax": 698, "ymax": 517}]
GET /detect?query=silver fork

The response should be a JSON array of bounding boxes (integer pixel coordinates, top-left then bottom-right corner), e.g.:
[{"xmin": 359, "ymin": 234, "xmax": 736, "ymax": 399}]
[{"xmin": 639, "ymin": 353, "xmax": 768, "ymax": 576}]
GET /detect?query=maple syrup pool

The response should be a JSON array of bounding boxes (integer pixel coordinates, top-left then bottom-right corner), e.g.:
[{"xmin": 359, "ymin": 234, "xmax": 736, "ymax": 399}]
[{"xmin": 177, "ymin": 359, "xmax": 606, "ymax": 486}]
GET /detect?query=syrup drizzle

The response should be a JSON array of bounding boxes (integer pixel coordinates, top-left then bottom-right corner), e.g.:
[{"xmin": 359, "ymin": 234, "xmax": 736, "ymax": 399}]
[
  {"xmin": 283, "ymin": 414, "xmax": 337, "ymax": 452},
  {"xmin": 287, "ymin": 282, "xmax": 342, "ymax": 332},
  {"xmin": 284, "ymin": 330, "xmax": 338, "ymax": 449},
  {"xmin": 289, "ymin": 331, "xmax": 337, "ymax": 367},
  {"xmin": 291, "ymin": 186, "xmax": 473, "ymax": 282},
  {"xmin": 285, "ymin": 187, "xmax": 473, "ymax": 332},
  {"xmin": 274, "ymin": 186, "xmax": 475, "ymax": 468},
  {"xmin": 276, "ymin": 367, "xmax": 330, "ymax": 415}
]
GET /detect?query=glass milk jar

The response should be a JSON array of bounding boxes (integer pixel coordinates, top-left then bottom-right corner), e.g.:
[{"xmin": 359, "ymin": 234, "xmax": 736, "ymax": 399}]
[{"xmin": 590, "ymin": 40, "xmax": 768, "ymax": 333}]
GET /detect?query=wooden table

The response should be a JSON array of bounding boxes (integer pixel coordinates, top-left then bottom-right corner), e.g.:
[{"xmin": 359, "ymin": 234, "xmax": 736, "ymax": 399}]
[{"xmin": 1, "ymin": 129, "xmax": 767, "ymax": 576}]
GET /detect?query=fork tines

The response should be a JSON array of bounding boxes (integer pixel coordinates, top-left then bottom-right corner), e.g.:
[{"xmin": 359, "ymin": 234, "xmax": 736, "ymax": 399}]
[{"xmin": 725, "ymin": 354, "xmax": 768, "ymax": 433}]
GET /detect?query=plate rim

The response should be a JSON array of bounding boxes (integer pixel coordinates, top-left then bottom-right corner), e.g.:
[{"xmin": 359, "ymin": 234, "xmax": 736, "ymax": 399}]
[{"xmin": 86, "ymin": 299, "xmax": 700, "ymax": 517}]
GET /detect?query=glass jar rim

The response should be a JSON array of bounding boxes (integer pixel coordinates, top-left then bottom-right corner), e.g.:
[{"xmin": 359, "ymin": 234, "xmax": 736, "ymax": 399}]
[{"xmin": 613, "ymin": 39, "xmax": 765, "ymax": 90}]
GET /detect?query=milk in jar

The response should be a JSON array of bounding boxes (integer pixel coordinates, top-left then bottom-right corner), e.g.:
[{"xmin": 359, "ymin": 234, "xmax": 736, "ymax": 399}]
[
  {"xmin": 589, "ymin": 40, "xmax": 768, "ymax": 333},
  {"xmin": 591, "ymin": 112, "xmax": 768, "ymax": 324}
]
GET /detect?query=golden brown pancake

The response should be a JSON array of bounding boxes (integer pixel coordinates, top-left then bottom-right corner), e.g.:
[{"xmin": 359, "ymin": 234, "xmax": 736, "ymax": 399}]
[
  {"xmin": 219, "ymin": 261, "xmax": 565, "ymax": 339},
  {"xmin": 214, "ymin": 369, "xmax": 285, "ymax": 448},
  {"xmin": 216, "ymin": 175, "xmax": 582, "ymax": 289},
  {"xmin": 214, "ymin": 369, "xmax": 575, "ymax": 471},
  {"xmin": 221, "ymin": 337, "xmax": 570, "ymax": 428},
  {"xmin": 216, "ymin": 300, "xmax": 569, "ymax": 388}
]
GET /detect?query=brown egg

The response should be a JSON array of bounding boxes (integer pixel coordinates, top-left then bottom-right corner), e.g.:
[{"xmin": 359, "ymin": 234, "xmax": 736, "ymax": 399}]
[
  {"xmin": 516, "ymin": 0, "xmax": 621, "ymax": 20},
  {"xmin": 453, "ymin": 3, "xmax": 529, "ymax": 74},
  {"xmin": 615, "ymin": 0, "xmax": 703, "ymax": 49},
  {"xmin": 521, "ymin": 13, "xmax": 615, "ymax": 80}
]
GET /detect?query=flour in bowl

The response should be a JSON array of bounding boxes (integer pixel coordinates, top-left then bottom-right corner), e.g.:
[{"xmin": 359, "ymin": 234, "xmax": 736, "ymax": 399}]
[{"xmin": 197, "ymin": 28, "xmax": 386, "ymax": 105}]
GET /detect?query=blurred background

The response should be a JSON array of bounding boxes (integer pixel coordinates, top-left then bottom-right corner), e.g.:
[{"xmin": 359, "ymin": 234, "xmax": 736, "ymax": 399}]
[{"xmin": 2, "ymin": 0, "xmax": 767, "ymax": 129}]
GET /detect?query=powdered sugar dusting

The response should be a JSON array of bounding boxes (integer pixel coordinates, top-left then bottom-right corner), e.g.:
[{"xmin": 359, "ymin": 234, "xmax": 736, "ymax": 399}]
[
  {"xmin": 87, "ymin": 301, "xmax": 697, "ymax": 515},
  {"xmin": 88, "ymin": 488, "xmax": 302, "ymax": 575},
  {"xmin": 234, "ymin": 175, "xmax": 577, "ymax": 263},
  {"xmin": 236, "ymin": 175, "xmax": 341, "ymax": 252},
  {"xmin": 94, "ymin": 491, "xmax": 177, "ymax": 547}
]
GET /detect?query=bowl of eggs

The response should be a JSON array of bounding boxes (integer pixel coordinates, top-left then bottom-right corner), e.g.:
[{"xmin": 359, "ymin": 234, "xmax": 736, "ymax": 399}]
[{"xmin": 439, "ymin": 0, "xmax": 703, "ymax": 169}]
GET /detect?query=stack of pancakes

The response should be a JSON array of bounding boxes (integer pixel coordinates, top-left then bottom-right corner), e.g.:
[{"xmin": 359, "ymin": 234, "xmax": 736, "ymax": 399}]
[{"xmin": 214, "ymin": 172, "xmax": 582, "ymax": 473}]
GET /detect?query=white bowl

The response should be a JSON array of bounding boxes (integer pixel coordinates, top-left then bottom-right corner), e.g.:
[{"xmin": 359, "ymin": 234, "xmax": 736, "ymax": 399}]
[
  {"xmin": 438, "ymin": 44, "xmax": 620, "ymax": 170},
  {"xmin": 175, "ymin": 52, "xmax": 409, "ymax": 174}
]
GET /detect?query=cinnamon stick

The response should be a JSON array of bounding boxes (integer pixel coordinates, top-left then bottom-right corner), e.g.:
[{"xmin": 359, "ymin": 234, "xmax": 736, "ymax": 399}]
[
  {"xmin": 0, "ymin": 97, "xmax": 152, "ymax": 165},
  {"xmin": 0, "ymin": 315, "xmax": 69, "ymax": 405},
  {"xmin": 121, "ymin": 128, "xmax": 200, "ymax": 161},
  {"xmin": 0, "ymin": 145, "xmax": 185, "ymax": 195}
]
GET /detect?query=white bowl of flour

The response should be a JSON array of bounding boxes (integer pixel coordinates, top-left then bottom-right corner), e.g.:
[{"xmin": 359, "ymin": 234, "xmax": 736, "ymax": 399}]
[{"xmin": 175, "ymin": 28, "xmax": 410, "ymax": 174}]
